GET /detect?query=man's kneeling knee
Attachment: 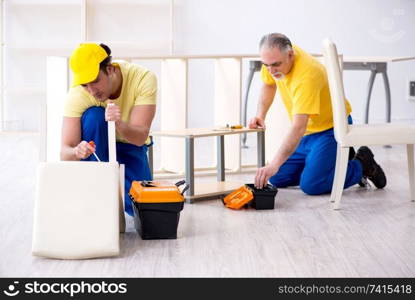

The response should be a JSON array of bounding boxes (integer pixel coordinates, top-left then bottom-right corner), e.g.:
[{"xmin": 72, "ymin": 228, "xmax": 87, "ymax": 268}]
[{"xmin": 300, "ymin": 181, "xmax": 326, "ymax": 196}]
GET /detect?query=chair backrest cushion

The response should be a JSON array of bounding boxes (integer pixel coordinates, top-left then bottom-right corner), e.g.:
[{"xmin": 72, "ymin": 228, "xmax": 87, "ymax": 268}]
[
  {"xmin": 322, "ymin": 38, "xmax": 349, "ymax": 143},
  {"xmin": 32, "ymin": 162, "xmax": 120, "ymax": 259}
]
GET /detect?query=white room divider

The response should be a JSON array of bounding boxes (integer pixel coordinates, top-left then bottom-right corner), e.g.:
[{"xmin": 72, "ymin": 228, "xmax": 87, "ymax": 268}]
[{"xmin": 41, "ymin": 57, "xmax": 69, "ymax": 162}]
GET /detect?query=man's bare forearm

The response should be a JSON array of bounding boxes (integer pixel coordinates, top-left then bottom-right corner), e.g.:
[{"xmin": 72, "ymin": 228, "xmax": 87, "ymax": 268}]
[
  {"xmin": 256, "ymin": 84, "xmax": 276, "ymax": 119},
  {"xmin": 115, "ymin": 120, "xmax": 149, "ymax": 147},
  {"xmin": 60, "ymin": 144, "xmax": 79, "ymax": 161}
]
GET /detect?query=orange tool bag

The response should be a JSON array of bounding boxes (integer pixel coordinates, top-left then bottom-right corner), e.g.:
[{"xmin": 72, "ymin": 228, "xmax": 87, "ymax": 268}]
[
  {"xmin": 223, "ymin": 185, "xmax": 254, "ymax": 209},
  {"xmin": 129, "ymin": 180, "xmax": 188, "ymax": 239}
]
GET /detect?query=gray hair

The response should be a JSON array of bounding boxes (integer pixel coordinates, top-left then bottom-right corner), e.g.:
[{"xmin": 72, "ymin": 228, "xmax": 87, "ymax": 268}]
[{"xmin": 259, "ymin": 33, "xmax": 292, "ymax": 52}]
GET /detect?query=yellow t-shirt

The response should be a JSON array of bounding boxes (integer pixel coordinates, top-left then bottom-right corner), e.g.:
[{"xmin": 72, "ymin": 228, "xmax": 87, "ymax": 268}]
[
  {"xmin": 260, "ymin": 45, "xmax": 352, "ymax": 135},
  {"xmin": 64, "ymin": 60, "xmax": 157, "ymax": 143}
]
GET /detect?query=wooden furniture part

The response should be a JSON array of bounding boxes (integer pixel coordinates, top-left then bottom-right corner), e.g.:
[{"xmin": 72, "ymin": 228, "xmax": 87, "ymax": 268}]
[{"xmin": 150, "ymin": 127, "xmax": 265, "ymax": 202}]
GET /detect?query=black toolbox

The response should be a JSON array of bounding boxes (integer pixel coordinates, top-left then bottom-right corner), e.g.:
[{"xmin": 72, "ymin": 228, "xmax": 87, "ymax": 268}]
[
  {"xmin": 129, "ymin": 180, "xmax": 187, "ymax": 239},
  {"xmin": 245, "ymin": 184, "xmax": 278, "ymax": 210}
]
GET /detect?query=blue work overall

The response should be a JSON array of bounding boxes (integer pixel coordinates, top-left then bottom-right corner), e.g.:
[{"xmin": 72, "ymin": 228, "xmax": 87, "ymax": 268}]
[{"xmin": 269, "ymin": 116, "xmax": 363, "ymax": 194}]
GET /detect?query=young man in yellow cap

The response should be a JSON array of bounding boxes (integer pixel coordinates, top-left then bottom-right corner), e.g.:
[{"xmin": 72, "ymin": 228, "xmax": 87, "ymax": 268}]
[
  {"xmin": 61, "ymin": 43, "xmax": 156, "ymax": 216},
  {"xmin": 250, "ymin": 33, "xmax": 386, "ymax": 194}
]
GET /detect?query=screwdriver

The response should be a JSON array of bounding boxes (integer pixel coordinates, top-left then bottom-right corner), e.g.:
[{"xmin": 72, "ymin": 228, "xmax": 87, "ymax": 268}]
[
  {"xmin": 88, "ymin": 141, "xmax": 101, "ymax": 162},
  {"xmin": 226, "ymin": 124, "xmax": 243, "ymax": 129},
  {"xmin": 230, "ymin": 124, "xmax": 243, "ymax": 129}
]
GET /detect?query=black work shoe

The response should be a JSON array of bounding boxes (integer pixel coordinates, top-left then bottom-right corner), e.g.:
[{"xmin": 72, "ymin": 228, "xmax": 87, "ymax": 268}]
[
  {"xmin": 349, "ymin": 147, "xmax": 366, "ymax": 187},
  {"xmin": 355, "ymin": 146, "xmax": 387, "ymax": 189}
]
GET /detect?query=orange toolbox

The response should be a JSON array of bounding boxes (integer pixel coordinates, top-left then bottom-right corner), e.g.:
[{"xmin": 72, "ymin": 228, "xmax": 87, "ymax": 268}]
[
  {"xmin": 129, "ymin": 180, "xmax": 188, "ymax": 239},
  {"xmin": 223, "ymin": 184, "xmax": 278, "ymax": 210}
]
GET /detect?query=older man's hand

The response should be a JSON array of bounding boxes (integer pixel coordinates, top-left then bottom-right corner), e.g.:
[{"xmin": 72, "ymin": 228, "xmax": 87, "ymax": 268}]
[
  {"xmin": 254, "ymin": 164, "xmax": 278, "ymax": 189},
  {"xmin": 248, "ymin": 116, "xmax": 266, "ymax": 129}
]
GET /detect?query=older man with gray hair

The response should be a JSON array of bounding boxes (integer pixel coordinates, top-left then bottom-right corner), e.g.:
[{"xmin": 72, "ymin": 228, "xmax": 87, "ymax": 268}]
[{"xmin": 249, "ymin": 33, "xmax": 386, "ymax": 195}]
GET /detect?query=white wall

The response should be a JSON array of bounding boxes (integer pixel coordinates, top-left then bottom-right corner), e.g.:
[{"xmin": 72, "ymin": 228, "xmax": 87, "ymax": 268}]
[{"xmin": 3, "ymin": 0, "xmax": 415, "ymax": 133}]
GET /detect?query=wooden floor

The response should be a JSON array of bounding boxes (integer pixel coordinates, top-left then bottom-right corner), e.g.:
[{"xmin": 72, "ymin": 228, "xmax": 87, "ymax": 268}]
[{"xmin": 1, "ymin": 134, "xmax": 414, "ymax": 277}]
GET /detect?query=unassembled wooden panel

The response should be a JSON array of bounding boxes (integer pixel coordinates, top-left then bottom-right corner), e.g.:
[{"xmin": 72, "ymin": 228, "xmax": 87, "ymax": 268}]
[
  {"xmin": 160, "ymin": 58, "xmax": 187, "ymax": 173},
  {"xmin": 187, "ymin": 181, "xmax": 244, "ymax": 200},
  {"xmin": 214, "ymin": 58, "xmax": 242, "ymax": 171}
]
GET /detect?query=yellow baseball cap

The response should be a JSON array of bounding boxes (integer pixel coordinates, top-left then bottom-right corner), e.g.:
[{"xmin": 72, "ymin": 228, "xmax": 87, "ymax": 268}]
[{"xmin": 69, "ymin": 43, "xmax": 108, "ymax": 87}]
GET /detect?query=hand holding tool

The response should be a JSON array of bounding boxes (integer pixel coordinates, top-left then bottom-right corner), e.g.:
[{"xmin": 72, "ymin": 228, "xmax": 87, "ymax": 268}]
[{"xmin": 88, "ymin": 141, "xmax": 101, "ymax": 162}]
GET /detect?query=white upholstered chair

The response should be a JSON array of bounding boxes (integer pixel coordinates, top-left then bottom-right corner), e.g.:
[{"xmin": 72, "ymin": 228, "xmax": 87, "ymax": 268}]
[
  {"xmin": 32, "ymin": 121, "xmax": 125, "ymax": 259},
  {"xmin": 322, "ymin": 38, "xmax": 415, "ymax": 210}
]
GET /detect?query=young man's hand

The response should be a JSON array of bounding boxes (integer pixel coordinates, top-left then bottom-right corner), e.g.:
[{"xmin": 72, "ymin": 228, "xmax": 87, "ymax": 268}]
[
  {"xmin": 74, "ymin": 141, "xmax": 95, "ymax": 160},
  {"xmin": 248, "ymin": 116, "xmax": 266, "ymax": 129},
  {"xmin": 105, "ymin": 102, "xmax": 121, "ymax": 123}
]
